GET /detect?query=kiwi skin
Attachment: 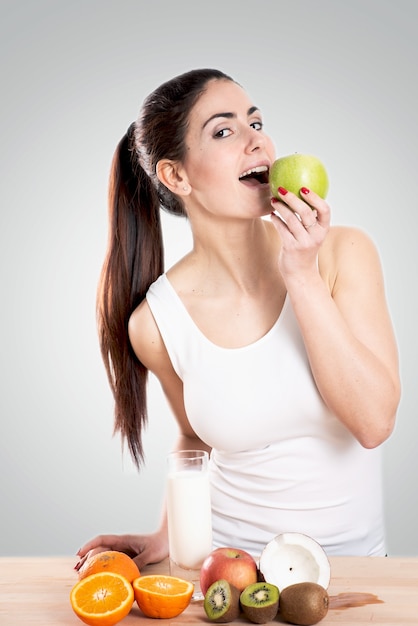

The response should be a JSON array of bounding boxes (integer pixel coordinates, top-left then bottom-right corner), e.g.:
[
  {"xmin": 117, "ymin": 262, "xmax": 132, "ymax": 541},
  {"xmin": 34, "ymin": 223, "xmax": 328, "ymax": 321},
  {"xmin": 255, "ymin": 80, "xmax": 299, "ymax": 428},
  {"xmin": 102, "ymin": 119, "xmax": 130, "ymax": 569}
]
[
  {"xmin": 204, "ymin": 579, "xmax": 240, "ymax": 623},
  {"xmin": 279, "ymin": 582, "xmax": 329, "ymax": 626},
  {"xmin": 240, "ymin": 582, "xmax": 280, "ymax": 624}
]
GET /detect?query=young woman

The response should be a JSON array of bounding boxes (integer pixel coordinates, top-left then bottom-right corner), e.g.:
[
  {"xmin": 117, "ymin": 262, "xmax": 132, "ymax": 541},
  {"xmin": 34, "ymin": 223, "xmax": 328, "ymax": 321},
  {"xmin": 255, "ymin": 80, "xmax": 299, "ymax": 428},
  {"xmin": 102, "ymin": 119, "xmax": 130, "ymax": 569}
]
[{"xmin": 76, "ymin": 68, "xmax": 400, "ymax": 570}]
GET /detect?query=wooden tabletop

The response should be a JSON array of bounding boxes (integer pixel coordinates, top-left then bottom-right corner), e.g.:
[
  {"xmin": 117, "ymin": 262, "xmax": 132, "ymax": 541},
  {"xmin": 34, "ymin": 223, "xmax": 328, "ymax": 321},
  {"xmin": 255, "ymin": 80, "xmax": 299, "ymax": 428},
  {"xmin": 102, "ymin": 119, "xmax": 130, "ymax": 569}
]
[{"xmin": 0, "ymin": 555, "xmax": 417, "ymax": 624}]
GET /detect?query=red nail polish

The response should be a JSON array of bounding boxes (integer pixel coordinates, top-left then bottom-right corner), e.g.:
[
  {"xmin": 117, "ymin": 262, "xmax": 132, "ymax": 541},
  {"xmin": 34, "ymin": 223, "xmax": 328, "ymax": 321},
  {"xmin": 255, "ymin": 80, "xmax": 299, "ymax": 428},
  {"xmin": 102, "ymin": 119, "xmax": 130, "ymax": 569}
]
[
  {"xmin": 271, "ymin": 197, "xmax": 279, "ymax": 203},
  {"xmin": 278, "ymin": 187, "xmax": 288, "ymax": 195},
  {"xmin": 300, "ymin": 187, "xmax": 310, "ymax": 194}
]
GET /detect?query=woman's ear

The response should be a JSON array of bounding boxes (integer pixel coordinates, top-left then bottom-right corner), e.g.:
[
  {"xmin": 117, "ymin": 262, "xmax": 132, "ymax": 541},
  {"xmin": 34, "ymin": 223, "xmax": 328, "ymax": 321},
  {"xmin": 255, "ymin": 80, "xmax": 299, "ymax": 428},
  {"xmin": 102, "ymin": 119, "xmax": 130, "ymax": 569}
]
[{"xmin": 156, "ymin": 159, "xmax": 191, "ymax": 196}]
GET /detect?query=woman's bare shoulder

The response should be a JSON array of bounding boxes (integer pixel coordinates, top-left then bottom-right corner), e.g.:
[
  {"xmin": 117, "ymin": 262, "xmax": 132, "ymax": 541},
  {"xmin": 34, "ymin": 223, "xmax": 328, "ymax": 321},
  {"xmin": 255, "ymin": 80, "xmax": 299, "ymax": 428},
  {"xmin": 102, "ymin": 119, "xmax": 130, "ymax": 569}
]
[
  {"xmin": 320, "ymin": 225, "xmax": 381, "ymax": 291},
  {"xmin": 128, "ymin": 298, "xmax": 166, "ymax": 371},
  {"xmin": 323, "ymin": 224, "xmax": 377, "ymax": 250},
  {"xmin": 320, "ymin": 226, "xmax": 376, "ymax": 262}
]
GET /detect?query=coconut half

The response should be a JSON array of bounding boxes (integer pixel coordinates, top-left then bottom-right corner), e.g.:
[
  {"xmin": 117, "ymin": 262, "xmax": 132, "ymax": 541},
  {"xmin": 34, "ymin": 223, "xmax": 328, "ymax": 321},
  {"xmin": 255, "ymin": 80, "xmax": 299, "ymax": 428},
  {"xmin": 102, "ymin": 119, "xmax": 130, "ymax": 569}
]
[{"xmin": 259, "ymin": 532, "xmax": 331, "ymax": 592}]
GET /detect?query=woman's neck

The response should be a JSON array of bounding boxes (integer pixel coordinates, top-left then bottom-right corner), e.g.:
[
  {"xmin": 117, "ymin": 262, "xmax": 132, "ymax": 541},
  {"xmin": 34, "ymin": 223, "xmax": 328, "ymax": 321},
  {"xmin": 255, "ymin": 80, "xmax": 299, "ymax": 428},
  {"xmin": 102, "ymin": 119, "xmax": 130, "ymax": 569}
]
[{"xmin": 173, "ymin": 217, "xmax": 280, "ymax": 296}]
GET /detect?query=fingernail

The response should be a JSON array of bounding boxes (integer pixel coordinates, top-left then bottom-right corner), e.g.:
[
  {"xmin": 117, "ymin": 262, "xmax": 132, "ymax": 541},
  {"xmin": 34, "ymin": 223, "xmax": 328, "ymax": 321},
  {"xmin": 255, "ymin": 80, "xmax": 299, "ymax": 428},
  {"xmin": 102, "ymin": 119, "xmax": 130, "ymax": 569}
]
[
  {"xmin": 74, "ymin": 561, "xmax": 80, "ymax": 570},
  {"xmin": 271, "ymin": 197, "xmax": 279, "ymax": 203},
  {"xmin": 278, "ymin": 187, "xmax": 288, "ymax": 195},
  {"xmin": 300, "ymin": 187, "xmax": 310, "ymax": 195}
]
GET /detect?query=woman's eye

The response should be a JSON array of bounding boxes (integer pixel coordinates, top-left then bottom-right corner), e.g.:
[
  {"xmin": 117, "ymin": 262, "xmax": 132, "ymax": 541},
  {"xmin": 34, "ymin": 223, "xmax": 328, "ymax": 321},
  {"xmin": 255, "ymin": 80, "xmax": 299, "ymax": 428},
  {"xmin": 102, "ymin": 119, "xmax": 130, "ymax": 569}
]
[
  {"xmin": 214, "ymin": 128, "xmax": 233, "ymax": 138},
  {"xmin": 251, "ymin": 121, "xmax": 263, "ymax": 131}
]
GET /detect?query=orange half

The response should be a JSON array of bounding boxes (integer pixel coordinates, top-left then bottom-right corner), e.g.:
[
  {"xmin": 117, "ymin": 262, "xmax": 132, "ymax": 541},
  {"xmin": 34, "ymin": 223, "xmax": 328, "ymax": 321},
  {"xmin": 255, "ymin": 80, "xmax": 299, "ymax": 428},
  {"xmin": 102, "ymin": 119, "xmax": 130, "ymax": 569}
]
[
  {"xmin": 70, "ymin": 571, "xmax": 134, "ymax": 626},
  {"xmin": 132, "ymin": 574, "xmax": 194, "ymax": 619}
]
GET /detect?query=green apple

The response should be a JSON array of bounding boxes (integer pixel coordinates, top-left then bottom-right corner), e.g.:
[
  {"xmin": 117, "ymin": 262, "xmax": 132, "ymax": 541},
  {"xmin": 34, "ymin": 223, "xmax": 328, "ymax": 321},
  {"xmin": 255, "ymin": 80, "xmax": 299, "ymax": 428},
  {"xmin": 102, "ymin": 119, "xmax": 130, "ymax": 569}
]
[{"xmin": 269, "ymin": 153, "xmax": 329, "ymax": 199}]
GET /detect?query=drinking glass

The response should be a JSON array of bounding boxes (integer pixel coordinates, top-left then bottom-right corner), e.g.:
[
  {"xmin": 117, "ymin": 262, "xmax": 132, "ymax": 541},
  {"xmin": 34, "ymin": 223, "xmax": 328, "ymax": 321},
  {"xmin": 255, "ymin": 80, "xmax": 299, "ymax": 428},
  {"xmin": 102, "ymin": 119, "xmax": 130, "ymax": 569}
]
[{"xmin": 166, "ymin": 449, "xmax": 213, "ymax": 601}]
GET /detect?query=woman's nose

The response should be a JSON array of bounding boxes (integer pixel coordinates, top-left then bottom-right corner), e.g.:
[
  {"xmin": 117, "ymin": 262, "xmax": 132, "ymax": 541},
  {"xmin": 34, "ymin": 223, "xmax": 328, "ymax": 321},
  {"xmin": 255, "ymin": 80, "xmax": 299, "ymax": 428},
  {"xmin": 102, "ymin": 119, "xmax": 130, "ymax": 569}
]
[{"xmin": 245, "ymin": 128, "xmax": 265, "ymax": 153}]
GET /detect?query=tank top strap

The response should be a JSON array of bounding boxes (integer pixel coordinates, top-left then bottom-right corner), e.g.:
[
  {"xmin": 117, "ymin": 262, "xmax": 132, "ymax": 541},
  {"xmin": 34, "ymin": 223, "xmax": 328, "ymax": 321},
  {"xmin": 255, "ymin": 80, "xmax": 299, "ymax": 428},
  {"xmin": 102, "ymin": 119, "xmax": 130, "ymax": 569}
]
[{"xmin": 146, "ymin": 273, "xmax": 202, "ymax": 379}]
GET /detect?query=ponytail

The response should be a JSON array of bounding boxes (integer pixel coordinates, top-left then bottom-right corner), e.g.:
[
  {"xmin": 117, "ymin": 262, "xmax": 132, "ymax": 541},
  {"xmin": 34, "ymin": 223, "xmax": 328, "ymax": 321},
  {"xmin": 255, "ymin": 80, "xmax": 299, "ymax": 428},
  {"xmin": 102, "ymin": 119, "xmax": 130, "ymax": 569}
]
[
  {"xmin": 97, "ymin": 124, "xmax": 164, "ymax": 467},
  {"xmin": 98, "ymin": 69, "xmax": 235, "ymax": 467}
]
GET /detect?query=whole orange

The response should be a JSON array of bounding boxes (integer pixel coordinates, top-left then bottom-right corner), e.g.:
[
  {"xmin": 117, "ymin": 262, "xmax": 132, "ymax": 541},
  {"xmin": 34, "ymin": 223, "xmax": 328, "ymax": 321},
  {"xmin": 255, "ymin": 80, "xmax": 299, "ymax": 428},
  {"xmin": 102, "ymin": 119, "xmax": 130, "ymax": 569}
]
[{"xmin": 78, "ymin": 551, "xmax": 140, "ymax": 583}]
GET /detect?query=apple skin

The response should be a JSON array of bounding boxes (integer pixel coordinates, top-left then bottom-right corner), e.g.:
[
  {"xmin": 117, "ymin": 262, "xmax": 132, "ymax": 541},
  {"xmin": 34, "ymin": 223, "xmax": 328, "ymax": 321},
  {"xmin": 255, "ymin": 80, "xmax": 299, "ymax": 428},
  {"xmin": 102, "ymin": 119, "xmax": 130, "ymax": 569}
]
[
  {"xmin": 200, "ymin": 547, "xmax": 258, "ymax": 595},
  {"xmin": 269, "ymin": 153, "xmax": 329, "ymax": 199}
]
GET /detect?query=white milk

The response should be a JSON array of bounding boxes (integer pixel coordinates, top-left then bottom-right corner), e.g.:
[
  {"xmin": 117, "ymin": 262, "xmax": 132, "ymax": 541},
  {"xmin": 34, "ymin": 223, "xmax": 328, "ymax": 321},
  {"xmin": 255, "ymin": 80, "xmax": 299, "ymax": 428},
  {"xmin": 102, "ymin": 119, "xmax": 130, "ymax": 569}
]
[{"xmin": 167, "ymin": 469, "xmax": 213, "ymax": 570}]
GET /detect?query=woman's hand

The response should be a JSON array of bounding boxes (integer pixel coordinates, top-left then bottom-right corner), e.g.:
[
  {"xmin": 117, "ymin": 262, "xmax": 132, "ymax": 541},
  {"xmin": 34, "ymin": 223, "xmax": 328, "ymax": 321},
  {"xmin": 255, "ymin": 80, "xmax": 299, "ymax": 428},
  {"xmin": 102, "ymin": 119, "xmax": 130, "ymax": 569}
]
[
  {"xmin": 74, "ymin": 530, "xmax": 169, "ymax": 572},
  {"xmin": 270, "ymin": 186, "xmax": 330, "ymax": 280}
]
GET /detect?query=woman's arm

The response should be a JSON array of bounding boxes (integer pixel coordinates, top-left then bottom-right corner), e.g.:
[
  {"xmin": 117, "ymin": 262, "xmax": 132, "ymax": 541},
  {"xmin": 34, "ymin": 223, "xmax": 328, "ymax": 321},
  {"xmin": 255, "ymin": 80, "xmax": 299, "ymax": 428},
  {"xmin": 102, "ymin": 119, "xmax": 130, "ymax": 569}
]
[
  {"xmin": 271, "ymin": 189, "xmax": 400, "ymax": 448},
  {"xmin": 76, "ymin": 301, "xmax": 209, "ymax": 571},
  {"xmin": 128, "ymin": 299, "xmax": 211, "ymax": 454}
]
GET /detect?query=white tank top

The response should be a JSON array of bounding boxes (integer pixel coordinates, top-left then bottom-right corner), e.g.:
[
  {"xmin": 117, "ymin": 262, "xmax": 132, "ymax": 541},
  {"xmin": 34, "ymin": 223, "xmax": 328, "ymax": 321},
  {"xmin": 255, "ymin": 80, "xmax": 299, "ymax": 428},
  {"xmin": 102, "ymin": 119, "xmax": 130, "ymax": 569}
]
[{"xmin": 147, "ymin": 274, "xmax": 385, "ymax": 557}]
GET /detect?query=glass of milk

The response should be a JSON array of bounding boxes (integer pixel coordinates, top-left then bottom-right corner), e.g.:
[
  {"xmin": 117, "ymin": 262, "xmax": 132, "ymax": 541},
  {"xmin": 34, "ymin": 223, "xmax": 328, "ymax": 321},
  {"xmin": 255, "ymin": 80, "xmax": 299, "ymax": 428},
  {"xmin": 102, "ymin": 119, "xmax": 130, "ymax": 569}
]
[{"xmin": 166, "ymin": 449, "xmax": 213, "ymax": 600}]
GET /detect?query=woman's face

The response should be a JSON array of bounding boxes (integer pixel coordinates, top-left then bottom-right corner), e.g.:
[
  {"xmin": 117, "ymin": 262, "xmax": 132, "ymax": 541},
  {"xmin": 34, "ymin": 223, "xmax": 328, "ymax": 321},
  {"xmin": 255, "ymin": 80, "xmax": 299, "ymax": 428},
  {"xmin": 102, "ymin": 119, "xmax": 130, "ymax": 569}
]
[{"xmin": 181, "ymin": 79, "xmax": 276, "ymax": 219}]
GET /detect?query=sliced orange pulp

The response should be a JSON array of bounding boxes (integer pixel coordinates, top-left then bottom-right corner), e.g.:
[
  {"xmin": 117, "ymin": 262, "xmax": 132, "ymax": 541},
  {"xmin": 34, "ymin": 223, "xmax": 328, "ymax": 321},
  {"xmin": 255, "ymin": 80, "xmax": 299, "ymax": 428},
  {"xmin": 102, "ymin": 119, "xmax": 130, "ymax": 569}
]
[{"xmin": 70, "ymin": 571, "xmax": 134, "ymax": 626}]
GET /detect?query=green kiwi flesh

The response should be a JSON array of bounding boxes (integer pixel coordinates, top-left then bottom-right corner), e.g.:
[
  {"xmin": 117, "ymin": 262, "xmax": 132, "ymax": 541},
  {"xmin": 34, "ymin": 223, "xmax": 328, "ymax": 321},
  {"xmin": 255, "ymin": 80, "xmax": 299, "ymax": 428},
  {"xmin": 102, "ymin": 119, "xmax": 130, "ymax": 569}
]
[
  {"xmin": 240, "ymin": 581, "xmax": 279, "ymax": 624},
  {"xmin": 279, "ymin": 582, "xmax": 329, "ymax": 625},
  {"xmin": 204, "ymin": 579, "xmax": 240, "ymax": 623}
]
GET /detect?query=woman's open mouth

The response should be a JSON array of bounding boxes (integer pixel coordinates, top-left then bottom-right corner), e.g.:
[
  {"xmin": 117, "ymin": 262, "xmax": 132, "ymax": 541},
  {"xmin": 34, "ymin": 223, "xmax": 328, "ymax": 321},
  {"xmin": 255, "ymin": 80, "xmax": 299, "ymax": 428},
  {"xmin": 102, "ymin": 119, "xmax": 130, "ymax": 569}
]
[{"xmin": 239, "ymin": 165, "xmax": 269, "ymax": 187}]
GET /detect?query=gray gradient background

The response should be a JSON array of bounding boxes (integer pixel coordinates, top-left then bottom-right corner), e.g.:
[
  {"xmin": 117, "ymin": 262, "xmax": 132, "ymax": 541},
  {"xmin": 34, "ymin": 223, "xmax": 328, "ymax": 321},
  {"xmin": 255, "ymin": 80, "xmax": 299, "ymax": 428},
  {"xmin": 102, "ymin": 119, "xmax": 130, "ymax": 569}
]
[{"xmin": 1, "ymin": 0, "xmax": 417, "ymax": 557}]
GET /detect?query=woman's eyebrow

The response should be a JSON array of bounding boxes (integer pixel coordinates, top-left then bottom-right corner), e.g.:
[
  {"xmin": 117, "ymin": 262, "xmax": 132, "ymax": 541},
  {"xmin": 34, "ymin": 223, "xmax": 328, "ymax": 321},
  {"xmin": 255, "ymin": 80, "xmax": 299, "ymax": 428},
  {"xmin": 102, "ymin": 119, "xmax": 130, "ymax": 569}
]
[{"xmin": 201, "ymin": 106, "xmax": 260, "ymax": 130}]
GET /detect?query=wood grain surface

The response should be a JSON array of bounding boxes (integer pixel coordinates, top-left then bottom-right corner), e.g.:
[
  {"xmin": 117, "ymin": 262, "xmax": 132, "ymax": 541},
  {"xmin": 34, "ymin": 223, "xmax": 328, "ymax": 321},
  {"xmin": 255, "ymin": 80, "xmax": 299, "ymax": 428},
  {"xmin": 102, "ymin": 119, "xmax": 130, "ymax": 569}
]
[{"xmin": 1, "ymin": 555, "xmax": 417, "ymax": 625}]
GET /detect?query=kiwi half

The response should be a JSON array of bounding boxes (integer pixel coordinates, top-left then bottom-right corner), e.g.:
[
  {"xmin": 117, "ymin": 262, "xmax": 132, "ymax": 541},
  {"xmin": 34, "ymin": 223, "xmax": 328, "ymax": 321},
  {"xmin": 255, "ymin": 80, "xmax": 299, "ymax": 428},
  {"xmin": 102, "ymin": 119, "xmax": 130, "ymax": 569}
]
[
  {"xmin": 204, "ymin": 579, "xmax": 240, "ymax": 623},
  {"xmin": 279, "ymin": 582, "xmax": 329, "ymax": 625},
  {"xmin": 240, "ymin": 581, "xmax": 279, "ymax": 624}
]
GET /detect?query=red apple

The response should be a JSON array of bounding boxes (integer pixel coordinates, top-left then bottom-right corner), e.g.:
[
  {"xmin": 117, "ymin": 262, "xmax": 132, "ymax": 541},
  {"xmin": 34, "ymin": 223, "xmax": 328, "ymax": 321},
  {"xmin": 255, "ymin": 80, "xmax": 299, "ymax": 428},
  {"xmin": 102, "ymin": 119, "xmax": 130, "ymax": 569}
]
[{"xmin": 200, "ymin": 547, "xmax": 258, "ymax": 595}]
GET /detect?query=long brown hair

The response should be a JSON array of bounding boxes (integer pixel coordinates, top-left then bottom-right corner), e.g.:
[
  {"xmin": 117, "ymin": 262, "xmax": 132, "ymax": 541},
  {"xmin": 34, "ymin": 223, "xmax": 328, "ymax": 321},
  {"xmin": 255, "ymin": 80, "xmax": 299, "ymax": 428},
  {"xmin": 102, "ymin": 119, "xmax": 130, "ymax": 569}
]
[{"xmin": 98, "ymin": 68, "xmax": 234, "ymax": 467}]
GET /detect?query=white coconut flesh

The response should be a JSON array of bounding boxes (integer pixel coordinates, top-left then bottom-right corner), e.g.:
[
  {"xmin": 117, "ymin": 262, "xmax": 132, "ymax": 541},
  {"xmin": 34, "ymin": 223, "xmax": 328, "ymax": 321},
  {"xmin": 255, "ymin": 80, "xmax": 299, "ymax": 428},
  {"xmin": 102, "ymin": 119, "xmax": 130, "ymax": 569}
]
[{"xmin": 259, "ymin": 532, "xmax": 331, "ymax": 592}]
